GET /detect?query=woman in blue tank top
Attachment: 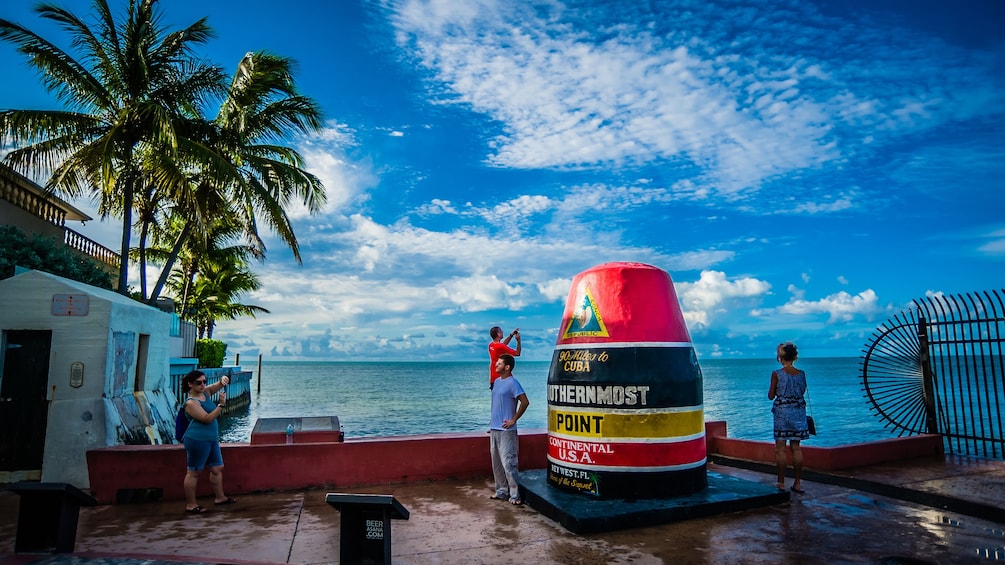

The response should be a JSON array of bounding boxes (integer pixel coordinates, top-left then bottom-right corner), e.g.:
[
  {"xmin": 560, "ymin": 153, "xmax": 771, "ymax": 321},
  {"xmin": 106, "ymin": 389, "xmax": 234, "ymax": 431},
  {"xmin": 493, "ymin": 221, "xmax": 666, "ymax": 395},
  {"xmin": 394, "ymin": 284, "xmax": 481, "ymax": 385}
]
[{"xmin": 181, "ymin": 370, "xmax": 236, "ymax": 513}]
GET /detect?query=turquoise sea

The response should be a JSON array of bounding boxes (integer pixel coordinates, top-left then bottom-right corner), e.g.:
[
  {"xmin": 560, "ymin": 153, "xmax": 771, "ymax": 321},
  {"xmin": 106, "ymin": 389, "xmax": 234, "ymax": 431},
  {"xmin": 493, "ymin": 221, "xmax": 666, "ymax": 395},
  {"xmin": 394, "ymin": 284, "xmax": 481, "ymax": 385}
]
[{"xmin": 219, "ymin": 357, "xmax": 899, "ymax": 447}]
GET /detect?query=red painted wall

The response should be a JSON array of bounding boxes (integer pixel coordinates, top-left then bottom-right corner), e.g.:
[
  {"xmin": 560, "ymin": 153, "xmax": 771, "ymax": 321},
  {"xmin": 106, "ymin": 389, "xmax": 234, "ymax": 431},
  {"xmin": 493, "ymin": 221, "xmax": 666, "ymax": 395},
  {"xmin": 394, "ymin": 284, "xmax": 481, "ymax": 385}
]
[
  {"xmin": 87, "ymin": 430, "xmax": 550, "ymax": 504},
  {"xmin": 705, "ymin": 422, "xmax": 944, "ymax": 469},
  {"xmin": 85, "ymin": 422, "xmax": 944, "ymax": 504}
]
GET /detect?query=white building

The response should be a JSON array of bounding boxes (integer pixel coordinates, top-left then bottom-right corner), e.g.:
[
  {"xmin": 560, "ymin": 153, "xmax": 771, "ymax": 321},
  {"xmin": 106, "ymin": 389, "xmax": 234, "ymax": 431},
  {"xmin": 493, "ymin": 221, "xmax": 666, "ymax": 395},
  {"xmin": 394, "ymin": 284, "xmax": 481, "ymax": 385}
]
[{"xmin": 0, "ymin": 270, "xmax": 178, "ymax": 488}]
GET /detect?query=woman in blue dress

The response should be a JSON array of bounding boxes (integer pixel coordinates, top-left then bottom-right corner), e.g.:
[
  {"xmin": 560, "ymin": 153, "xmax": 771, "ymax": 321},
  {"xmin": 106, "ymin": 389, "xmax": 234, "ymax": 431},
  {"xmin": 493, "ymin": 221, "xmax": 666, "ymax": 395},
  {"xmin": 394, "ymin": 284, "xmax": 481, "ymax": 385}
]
[
  {"xmin": 181, "ymin": 370, "xmax": 235, "ymax": 513},
  {"xmin": 768, "ymin": 342, "xmax": 809, "ymax": 493}
]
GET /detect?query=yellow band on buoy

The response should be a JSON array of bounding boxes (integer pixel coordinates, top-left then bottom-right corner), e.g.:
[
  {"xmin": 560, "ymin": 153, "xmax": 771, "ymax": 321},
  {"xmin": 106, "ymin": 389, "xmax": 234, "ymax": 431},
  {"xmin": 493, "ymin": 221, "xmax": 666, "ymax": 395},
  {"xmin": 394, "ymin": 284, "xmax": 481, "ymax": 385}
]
[{"xmin": 548, "ymin": 407, "xmax": 704, "ymax": 439}]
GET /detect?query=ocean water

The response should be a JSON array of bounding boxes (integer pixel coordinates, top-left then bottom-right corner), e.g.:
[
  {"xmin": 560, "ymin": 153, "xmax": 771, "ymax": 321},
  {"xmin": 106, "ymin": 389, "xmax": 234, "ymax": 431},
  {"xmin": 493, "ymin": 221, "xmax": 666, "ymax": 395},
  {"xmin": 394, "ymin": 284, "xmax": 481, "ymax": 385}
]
[{"xmin": 219, "ymin": 357, "xmax": 899, "ymax": 447}]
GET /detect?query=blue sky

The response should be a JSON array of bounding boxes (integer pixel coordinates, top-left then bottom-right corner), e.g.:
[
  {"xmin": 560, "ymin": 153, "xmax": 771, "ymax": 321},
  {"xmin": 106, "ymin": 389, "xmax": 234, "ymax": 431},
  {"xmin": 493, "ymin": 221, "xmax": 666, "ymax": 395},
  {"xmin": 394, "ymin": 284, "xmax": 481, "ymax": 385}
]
[{"xmin": 2, "ymin": 0, "xmax": 1003, "ymax": 362}]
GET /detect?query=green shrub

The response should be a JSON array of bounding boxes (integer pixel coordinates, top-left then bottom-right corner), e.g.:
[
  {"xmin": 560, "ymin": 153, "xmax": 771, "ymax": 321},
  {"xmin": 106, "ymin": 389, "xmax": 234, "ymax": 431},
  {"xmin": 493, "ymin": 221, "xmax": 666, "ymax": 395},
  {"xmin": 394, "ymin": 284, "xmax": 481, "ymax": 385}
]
[
  {"xmin": 195, "ymin": 339, "xmax": 227, "ymax": 368},
  {"xmin": 0, "ymin": 225, "xmax": 113, "ymax": 288}
]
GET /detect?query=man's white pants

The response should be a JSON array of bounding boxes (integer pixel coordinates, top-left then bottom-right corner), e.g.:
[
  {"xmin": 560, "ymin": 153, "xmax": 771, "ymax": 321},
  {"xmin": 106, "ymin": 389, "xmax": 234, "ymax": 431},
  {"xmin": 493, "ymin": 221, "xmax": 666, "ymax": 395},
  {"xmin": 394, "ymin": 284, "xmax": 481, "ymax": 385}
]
[{"xmin": 490, "ymin": 429, "xmax": 520, "ymax": 501}]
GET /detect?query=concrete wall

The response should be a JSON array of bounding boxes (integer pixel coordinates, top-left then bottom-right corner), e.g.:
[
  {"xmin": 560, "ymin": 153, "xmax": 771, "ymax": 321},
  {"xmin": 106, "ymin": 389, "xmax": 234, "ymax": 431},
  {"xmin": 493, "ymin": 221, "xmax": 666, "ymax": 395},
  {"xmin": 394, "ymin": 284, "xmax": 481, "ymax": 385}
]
[
  {"xmin": 0, "ymin": 198, "xmax": 64, "ymax": 241},
  {"xmin": 100, "ymin": 289, "xmax": 176, "ymax": 448},
  {"xmin": 0, "ymin": 270, "xmax": 177, "ymax": 488}
]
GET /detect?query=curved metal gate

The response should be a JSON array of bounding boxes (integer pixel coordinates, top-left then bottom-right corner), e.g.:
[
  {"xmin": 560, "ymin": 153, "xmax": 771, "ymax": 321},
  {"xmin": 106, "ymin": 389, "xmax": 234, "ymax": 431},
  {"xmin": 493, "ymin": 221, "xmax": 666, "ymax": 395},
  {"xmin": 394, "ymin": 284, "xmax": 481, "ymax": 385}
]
[{"xmin": 861, "ymin": 290, "xmax": 1005, "ymax": 458}]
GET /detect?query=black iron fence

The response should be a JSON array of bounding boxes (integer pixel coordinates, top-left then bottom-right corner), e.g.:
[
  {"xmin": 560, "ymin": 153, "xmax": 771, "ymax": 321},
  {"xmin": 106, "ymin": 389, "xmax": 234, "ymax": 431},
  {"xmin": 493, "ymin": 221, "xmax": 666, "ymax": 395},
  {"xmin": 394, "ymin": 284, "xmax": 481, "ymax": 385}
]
[{"xmin": 861, "ymin": 290, "xmax": 1005, "ymax": 459}]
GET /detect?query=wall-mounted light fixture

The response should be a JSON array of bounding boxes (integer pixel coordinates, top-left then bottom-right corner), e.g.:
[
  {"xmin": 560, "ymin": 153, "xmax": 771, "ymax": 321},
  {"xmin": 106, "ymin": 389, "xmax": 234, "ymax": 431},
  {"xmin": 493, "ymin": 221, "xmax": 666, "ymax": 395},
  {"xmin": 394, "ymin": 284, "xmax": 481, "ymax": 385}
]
[{"xmin": 70, "ymin": 362, "xmax": 84, "ymax": 388}]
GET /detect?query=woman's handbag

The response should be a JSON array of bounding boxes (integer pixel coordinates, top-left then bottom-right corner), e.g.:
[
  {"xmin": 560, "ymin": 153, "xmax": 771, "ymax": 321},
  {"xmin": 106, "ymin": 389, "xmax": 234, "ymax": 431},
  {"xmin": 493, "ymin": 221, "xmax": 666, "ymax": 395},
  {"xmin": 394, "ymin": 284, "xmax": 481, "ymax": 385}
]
[{"xmin": 805, "ymin": 379, "xmax": 817, "ymax": 435}]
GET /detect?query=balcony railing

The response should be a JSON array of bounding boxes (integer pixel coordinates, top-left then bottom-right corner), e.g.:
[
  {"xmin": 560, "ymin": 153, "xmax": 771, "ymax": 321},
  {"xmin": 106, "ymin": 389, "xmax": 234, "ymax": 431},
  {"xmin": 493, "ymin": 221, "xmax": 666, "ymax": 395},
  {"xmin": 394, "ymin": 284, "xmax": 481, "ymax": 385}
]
[
  {"xmin": 1, "ymin": 167, "xmax": 120, "ymax": 270},
  {"xmin": 0, "ymin": 173, "xmax": 67, "ymax": 226},
  {"xmin": 64, "ymin": 228, "xmax": 120, "ymax": 269}
]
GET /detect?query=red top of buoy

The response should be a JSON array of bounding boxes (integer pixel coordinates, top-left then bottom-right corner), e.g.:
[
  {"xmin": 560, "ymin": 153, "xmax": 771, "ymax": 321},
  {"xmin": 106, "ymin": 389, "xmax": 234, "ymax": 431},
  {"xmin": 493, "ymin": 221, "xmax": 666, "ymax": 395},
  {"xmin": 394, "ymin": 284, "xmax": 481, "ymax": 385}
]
[{"xmin": 555, "ymin": 262, "xmax": 691, "ymax": 345}]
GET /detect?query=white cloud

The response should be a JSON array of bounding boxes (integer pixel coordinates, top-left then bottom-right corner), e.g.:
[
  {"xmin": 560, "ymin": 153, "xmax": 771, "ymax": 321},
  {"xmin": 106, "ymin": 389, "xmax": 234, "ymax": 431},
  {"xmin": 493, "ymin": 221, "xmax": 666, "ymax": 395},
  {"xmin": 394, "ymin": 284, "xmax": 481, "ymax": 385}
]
[
  {"xmin": 312, "ymin": 121, "xmax": 359, "ymax": 146},
  {"xmin": 775, "ymin": 288, "xmax": 884, "ymax": 323},
  {"xmin": 456, "ymin": 182, "xmax": 684, "ymax": 239},
  {"xmin": 675, "ymin": 270, "xmax": 772, "ymax": 327},
  {"xmin": 667, "ymin": 250, "xmax": 735, "ymax": 272},
  {"xmin": 284, "ymin": 122, "xmax": 377, "ymax": 219},
  {"xmin": 478, "ymin": 194, "xmax": 555, "ymax": 231},
  {"xmin": 787, "ymin": 284, "xmax": 806, "ymax": 301},
  {"xmin": 537, "ymin": 277, "xmax": 573, "ymax": 302},
  {"xmin": 790, "ymin": 194, "xmax": 856, "ymax": 214},
  {"xmin": 390, "ymin": 0, "xmax": 838, "ymax": 190},
  {"xmin": 312, "ymin": 212, "xmax": 687, "ymax": 285},
  {"xmin": 436, "ymin": 274, "xmax": 529, "ymax": 312},
  {"xmin": 977, "ymin": 234, "xmax": 1005, "ymax": 256},
  {"xmin": 388, "ymin": 0, "xmax": 1004, "ymax": 205},
  {"xmin": 298, "ymin": 149, "xmax": 377, "ymax": 216},
  {"xmin": 415, "ymin": 199, "xmax": 459, "ymax": 215},
  {"xmin": 225, "ymin": 194, "xmax": 748, "ymax": 357}
]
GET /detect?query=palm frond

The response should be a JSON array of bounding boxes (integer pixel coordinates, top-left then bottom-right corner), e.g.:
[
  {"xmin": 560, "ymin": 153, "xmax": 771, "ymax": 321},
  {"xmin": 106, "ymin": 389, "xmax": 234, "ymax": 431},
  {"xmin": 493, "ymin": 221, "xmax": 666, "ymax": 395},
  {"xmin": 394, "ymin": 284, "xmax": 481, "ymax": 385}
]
[{"xmin": 0, "ymin": 14, "xmax": 110, "ymax": 110}]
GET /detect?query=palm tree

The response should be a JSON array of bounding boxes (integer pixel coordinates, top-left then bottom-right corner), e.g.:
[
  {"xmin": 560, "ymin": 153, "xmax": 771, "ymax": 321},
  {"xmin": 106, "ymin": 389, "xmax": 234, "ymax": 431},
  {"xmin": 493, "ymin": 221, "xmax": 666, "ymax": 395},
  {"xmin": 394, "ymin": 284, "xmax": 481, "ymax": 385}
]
[
  {"xmin": 170, "ymin": 259, "xmax": 269, "ymax": 339},
  {"xmin": 148, "ymin": 209, "xmax": 262, "ymax": 315},
  {"xmin": 145, "ymin": 51, "xmax": 327, "ymax": 305},
  {"xmin": 0, "ymin": 0, "xmax": 224, "ymax": 294},
  {"xmin": 129, "ymin": 142, "xmax": 234, "ymax": 300}
]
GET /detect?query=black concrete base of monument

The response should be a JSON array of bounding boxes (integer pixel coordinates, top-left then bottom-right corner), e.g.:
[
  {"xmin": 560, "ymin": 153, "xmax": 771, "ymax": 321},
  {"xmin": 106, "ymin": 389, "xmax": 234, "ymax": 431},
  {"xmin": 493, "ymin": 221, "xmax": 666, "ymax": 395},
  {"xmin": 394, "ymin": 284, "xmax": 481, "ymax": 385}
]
[{"xmin": 520, "ymin": 469, "xmax": 789, "ymax": 534}]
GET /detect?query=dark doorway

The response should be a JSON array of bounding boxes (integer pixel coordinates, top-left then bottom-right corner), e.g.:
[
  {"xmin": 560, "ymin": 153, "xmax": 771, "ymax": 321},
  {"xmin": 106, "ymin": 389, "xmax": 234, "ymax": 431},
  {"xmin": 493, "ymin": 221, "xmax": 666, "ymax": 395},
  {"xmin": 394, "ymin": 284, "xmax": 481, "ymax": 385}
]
[{"xmin": 0, "ymin": 330, "xmax": 52, "ymax": 471}]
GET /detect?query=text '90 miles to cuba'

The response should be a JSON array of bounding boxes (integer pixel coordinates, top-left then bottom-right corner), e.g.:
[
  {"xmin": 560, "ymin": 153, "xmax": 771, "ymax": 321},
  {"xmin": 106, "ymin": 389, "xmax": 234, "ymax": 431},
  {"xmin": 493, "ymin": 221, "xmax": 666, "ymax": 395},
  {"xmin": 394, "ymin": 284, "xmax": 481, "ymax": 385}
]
[{"xmin": 551, "ymin": 349, "xmax": 651, "ymax": 406}]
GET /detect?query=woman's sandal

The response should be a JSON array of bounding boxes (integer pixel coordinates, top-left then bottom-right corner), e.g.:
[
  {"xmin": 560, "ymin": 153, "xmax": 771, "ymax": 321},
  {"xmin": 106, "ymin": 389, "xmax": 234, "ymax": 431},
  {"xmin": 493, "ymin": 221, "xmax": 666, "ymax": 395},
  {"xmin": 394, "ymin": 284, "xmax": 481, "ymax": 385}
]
[
  {"xmin": 775, "ymin": 483, "xmax": 786, "ymax": 491},
  {"xmin": 185, "ymin": 505, "xmax": 207, "ymax": 514},
  {"xmin": 510, "ymin": 498, "xmax": 523, "ymax": 506},
  {"xmin": 215, "ymin": 497, "xmax": 237, "ymax": 505},
  {"xmin": 489, "ymin": 495, "xmax": 506, "ymax": 501},
  {"xmin": 791, "ymin": 486, "xmax": 806, "ymax": 494}
]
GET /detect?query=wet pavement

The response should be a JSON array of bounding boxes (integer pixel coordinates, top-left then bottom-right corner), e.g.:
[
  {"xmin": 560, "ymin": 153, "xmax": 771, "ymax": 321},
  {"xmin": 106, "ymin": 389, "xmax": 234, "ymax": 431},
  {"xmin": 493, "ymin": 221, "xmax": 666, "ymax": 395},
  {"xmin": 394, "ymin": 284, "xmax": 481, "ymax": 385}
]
[{"xmin": 2, "ymin": 454, "xmax": 1004, "ymax": 564}]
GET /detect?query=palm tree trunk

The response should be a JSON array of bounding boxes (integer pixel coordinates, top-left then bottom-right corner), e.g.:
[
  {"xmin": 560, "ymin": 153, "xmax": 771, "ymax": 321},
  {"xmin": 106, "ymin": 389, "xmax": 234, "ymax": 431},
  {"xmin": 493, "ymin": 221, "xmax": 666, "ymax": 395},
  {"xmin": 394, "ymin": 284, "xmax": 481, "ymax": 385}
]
[
  {"xmin": 138, "ymin": 218, "xmax": 149, "ymax": 300},
  {"xmin": 147, "ymin": 222, "xmax": 194, "ymax": 306},
  {"xmin": 182, "ymin": 264, "xmax": 197, "ymax": 319},
  {"xmin": 117, "ymin": 172, "xmax": 135, "ymax": 295}
]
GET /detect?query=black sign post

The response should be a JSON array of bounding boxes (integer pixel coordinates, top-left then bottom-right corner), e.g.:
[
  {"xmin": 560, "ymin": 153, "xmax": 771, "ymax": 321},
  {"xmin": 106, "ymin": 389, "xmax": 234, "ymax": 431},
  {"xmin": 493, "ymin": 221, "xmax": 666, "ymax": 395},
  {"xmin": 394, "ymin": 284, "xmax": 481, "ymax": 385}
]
[
  {"xmin": 325, "ymin": 493, "xmax": 409, "ymax": 564},
  {"xmin": 9, "ymin": 482, "xmax": 98, "ymax": 553}
]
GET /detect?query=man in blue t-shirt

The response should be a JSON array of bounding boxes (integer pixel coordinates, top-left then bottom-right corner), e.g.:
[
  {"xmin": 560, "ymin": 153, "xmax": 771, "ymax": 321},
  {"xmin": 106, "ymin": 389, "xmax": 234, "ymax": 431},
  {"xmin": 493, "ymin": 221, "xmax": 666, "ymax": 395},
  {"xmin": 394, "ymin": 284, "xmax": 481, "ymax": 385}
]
[{"xmin": 488, "ymin": 353, "xmax": 530, "ymax": 505}]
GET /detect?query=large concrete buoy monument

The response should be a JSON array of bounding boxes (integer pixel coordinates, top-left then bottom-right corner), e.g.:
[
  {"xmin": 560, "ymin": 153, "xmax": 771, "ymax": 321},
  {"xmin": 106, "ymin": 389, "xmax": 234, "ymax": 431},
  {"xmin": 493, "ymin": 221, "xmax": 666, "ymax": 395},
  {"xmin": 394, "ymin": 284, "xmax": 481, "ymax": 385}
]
[{"xmin": 546, "ymin": 262, "xmax": 706, "ymax": 499}]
